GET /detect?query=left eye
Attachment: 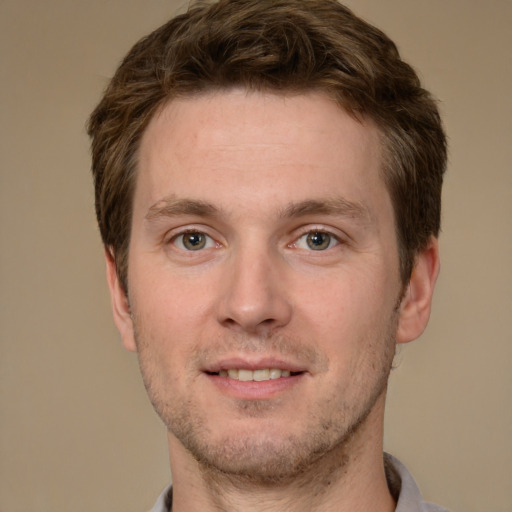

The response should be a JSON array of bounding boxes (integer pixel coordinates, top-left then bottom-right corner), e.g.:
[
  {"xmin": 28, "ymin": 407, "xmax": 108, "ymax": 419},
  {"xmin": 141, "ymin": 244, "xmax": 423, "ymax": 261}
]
[
  {"xmin": 173, "ymin": 231, "xmax": 216, "ymax": 251},
  {"xmin": 295, "ymin": 231, "xmax": 339, "ymax": 251}
]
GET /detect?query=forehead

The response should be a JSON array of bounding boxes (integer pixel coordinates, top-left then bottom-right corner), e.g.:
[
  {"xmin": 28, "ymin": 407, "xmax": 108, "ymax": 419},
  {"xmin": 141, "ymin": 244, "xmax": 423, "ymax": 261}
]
[{"xmin": 136, "ymin": 89, "xmax": 386, "ymax": 216}]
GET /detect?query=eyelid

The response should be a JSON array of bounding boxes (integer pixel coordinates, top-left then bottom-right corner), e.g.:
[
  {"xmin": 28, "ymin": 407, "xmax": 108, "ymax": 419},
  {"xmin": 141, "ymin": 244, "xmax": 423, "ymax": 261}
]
[
  {"xmin": 295, "ymin": 233, "xmax": 339, "ymax": 252},
  {"xmin": 165, "ymin": 225, "xmax": 222, "ymax": 250},
  {"xmin": 174, "ymin": 232, "xmax": 215, "ymax": 251},
  {"xmin": 288, "ymin": 225, "xmax": 347, "ymax": 247}
]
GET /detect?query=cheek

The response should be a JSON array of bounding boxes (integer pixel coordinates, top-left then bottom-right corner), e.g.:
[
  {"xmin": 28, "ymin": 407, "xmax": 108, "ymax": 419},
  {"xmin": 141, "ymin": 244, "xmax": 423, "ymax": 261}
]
[
  {"xmin": 294, "ymin": 268, "xmax": 398, "ymax": 354},
  {"xmin": 130, "ymin": 255, "xmax": 208, "ymax": 315},
  {"xmin": 129, "ymin": 268, "xmax": 214, "ymax": 359},
  {"xmin": 296, "ymin": 266, "xmax": 390, "ymax": 320},
  {"xmin": 131, "ymin": 297, "xmax": 190, "ymax": 400}
]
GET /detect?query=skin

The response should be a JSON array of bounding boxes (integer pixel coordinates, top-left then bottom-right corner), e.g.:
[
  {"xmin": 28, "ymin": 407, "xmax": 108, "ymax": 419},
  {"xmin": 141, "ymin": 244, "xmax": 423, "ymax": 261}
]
[{"xmin": 106, "ymin": 90, "xmax": 439, "ymax": 512}]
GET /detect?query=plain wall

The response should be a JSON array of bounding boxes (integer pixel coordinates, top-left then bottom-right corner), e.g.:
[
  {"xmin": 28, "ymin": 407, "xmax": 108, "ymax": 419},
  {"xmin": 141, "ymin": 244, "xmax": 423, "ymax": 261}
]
[{"xmin": 1, "ymin": 1, "xmax": 511, "ymax": 511}]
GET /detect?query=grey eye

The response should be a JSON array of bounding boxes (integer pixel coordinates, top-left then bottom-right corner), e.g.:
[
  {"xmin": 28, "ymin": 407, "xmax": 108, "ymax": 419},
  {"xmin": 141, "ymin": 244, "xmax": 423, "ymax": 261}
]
[
  {"xmin": 175, "ymin": 232, "xmax": 213, "ymax": 251},
  {"xmin": 293, "ymin": 231, "xmax": 339, "ymax": 251},
  {"xmin": 306, "ymin": 231, "xmax": 332, "ymax": 250},
  {"xmin": 184, "ymin": 232, "xmax": 206, "ymax": 250}
]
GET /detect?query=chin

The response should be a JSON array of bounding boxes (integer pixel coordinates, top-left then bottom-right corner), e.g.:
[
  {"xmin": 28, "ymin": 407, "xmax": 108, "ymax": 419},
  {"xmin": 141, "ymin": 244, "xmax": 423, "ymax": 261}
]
[
  {"xmin": 165, "ymin": 397, "xmax": 378, "ymax": 486},
  {"xmin": 187, "ymin": 430, "xmax": 339, "ymax": 484}
]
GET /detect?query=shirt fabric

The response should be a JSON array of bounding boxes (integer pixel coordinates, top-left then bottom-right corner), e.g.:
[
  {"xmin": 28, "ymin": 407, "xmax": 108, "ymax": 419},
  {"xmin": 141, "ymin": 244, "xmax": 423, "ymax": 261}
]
[{"xmin": 149, "ymin": 453, "xmax": 448, "ymax": 512}]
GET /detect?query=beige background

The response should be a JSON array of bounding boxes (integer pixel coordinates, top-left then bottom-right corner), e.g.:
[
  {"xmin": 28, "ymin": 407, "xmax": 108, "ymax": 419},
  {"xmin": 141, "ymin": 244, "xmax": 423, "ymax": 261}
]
[{"xmin": 1, "ymin": 1, "xmax": 511, "ymax": 511}]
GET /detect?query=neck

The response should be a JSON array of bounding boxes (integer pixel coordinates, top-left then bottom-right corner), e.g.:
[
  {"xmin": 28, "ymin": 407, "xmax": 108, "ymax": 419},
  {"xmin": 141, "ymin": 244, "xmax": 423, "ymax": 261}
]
[{"xmin": 168, "ymin": 396, "xmax": 394, "ymax": 512}]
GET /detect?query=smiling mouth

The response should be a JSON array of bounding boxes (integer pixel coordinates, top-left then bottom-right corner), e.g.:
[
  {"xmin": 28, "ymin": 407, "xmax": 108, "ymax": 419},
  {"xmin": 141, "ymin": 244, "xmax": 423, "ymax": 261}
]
[{"xmin": 207, "ymin": 369, "xmax": 303, "ymax": 382}]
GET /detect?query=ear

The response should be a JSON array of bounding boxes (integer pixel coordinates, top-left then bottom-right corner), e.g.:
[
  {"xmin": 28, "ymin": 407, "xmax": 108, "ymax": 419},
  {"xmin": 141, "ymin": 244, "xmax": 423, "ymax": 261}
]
[
  {"xmin": 104, "ymin": 248, "xmax": 137, "ymax": 352},
  {"xmin": 396, "ymin": 237, "xmax": 440, "ymax": 344}
]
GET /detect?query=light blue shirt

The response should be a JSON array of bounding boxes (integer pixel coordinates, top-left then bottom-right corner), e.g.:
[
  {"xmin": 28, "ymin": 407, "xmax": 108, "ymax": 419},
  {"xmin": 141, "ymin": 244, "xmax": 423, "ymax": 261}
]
[{"xmin": 149, "ymin": 453, "xmax": 449, "ymax": 512}]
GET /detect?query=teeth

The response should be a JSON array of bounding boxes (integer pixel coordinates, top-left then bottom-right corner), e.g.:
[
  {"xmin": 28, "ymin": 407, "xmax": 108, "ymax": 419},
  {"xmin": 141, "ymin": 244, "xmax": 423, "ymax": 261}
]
[
  {"xmin": 218, "ymin": 368, "xmax": 293, "ymax": 381},
  {"xmin": 269, "ymin": 368, "xmax": 282, "ymax": 379},
  {"xmin": 253, "ymin": 369, "xmax": 269, "ymax": 381},
  {"xmin": 238, "ymin": 369, "xmax": 253, "ymax": 381}
]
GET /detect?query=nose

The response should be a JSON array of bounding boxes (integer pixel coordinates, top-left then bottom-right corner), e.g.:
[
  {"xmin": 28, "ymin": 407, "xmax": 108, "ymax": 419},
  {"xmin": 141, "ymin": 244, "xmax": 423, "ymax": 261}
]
[{"xmin": 216, "ymin": 244, "xmax": 293, "ymax": 335}]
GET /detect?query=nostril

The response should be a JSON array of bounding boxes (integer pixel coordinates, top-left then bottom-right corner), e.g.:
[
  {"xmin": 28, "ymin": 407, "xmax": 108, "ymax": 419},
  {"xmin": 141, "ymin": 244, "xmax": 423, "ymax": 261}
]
[
  {"xmin": 220, "ymin": 315, "xmax": 279, "ymax": 333},
  {"xmin": 216, "ymin": 272, "xmax": 293, "ymax": 333}
]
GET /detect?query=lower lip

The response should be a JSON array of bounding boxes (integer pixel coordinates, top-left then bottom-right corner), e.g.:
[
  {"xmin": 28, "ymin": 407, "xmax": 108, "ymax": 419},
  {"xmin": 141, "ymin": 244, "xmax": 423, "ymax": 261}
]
[{"xmin": 205, "ymin": 373, "xmax": 305, "ymax": 400}]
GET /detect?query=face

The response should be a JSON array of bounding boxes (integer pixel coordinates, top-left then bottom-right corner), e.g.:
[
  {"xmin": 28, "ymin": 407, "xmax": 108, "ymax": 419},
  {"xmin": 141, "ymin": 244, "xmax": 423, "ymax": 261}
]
[{"xmin": 107, "ymin": 90, "xmax": 438, "ymax": 482}]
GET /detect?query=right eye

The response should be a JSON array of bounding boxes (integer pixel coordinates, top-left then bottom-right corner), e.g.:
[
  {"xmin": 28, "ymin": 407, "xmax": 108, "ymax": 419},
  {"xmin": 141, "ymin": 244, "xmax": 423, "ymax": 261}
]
[{"xmin": 172, "ymin": 231, "xmax": 216, "ymax": 251}]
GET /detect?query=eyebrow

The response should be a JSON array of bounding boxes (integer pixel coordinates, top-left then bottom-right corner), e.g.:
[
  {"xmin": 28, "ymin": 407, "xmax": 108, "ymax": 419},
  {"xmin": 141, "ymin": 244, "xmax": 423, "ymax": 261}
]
[
  {"xmin": 145, "ymin": 196, "xmax": 371, "ymax": 224},
  {"xmin": 145, "ymin": 197, "xmax": 220, "ymax": 221},
  {"xmin": 279, "ymin": 198, "xmax": 372, "ymax": 223}
]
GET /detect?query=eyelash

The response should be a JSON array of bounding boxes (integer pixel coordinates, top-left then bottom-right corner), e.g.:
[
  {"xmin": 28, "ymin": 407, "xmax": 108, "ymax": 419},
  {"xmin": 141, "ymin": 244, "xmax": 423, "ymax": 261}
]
[
  {"xmin": 167, "ymin": 227, "xmax": 343, "ymax": 254},
  {"xmin": 290, "ymin": 229, "xmax": 342, "ymax": 252},
  {"xmin": 169, "ymin": 230, "xmax": 218, "ymax": 251}
]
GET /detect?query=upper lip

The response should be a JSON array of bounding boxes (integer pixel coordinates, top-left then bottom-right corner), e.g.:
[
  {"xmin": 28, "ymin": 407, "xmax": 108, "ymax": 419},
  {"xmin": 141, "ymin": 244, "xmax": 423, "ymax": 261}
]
[{"xmin": 203, "ymin": 356, "xmax": 308, "ymax": 374}]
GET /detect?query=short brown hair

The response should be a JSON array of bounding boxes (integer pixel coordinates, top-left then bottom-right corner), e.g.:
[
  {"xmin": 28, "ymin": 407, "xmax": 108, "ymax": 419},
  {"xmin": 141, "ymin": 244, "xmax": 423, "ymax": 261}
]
[{"xmin": 88, "ymin": 0, "xmax": 447, "ymax": 292}]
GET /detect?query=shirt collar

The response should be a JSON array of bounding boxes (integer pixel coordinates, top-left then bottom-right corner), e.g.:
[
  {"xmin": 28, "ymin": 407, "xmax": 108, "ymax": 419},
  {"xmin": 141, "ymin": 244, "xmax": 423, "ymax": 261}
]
[{"xmin": 149, "ymin": 453, "xmax": 447, "ymax": 512}]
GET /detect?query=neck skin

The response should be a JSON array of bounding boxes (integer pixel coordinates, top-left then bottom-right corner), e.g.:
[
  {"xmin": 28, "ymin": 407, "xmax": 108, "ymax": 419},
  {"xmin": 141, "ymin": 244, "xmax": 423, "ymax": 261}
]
[{"xmin": 167, "ymin": 393, "xmax": 395, "ymax": 512}]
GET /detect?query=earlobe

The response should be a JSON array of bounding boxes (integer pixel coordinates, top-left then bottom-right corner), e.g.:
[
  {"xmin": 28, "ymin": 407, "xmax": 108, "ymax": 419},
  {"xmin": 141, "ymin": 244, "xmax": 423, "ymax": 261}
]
[
  {"xmin": 396, "ymin": 238, "xmax": 440, "ymax": 344},
  {"xmin": 104, "ymin": 248, "xmax": 137, "ymax": 352}
]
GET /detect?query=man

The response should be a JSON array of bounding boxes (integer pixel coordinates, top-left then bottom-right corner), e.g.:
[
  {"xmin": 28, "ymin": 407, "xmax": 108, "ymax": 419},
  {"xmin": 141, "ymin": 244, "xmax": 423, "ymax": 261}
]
[{"xmin": 88, "ymin": 1, "xmax": 447, "ymax": 511}]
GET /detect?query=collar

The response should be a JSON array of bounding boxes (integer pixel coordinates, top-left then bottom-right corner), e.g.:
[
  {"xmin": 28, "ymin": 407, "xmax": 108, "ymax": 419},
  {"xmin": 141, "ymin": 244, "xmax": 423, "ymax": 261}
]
[{"xmin": 149, "ymin": 453, "xmax": 448, "ymax": 512}]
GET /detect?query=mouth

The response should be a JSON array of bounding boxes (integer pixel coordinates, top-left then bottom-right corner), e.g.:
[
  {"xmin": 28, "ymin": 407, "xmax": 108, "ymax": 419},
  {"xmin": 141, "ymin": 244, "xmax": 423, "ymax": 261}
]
[
  {"xmin": 206, "ymin": 368, "xmax": 304, "ymax": 382},
  {"xmin": 203, "ymin": 360, "xmax": 307, "ymax": 400}
]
